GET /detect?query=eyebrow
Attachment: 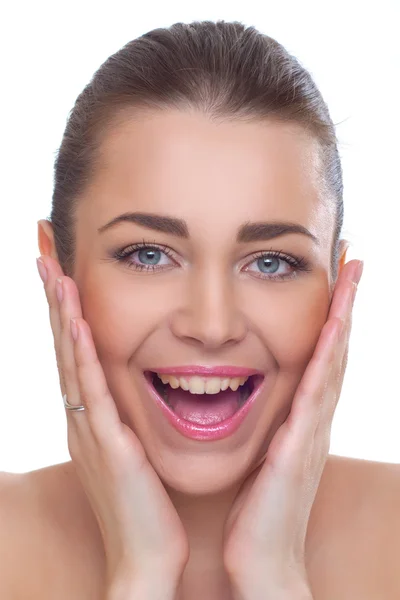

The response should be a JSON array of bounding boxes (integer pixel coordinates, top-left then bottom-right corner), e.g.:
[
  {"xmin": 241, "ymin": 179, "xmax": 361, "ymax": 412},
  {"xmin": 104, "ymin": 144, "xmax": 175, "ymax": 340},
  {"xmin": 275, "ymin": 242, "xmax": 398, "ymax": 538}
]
[{"xmin": 98, "ymin": 211, "xmax": 319, "ymax": 245}]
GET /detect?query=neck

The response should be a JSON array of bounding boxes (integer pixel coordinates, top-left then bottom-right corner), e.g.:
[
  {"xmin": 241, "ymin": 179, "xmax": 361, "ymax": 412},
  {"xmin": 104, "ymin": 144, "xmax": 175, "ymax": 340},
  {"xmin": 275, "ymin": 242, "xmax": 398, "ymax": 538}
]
[{"xmin": 164, "ymin": 484, "xmax": 241, "ymax": 599}]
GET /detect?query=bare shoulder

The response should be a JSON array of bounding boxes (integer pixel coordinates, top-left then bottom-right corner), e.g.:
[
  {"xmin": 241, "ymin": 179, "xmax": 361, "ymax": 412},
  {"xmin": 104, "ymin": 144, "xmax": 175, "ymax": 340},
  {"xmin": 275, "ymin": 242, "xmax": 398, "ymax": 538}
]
[
  {"xmin": 324, "ymin": 454, "xmax": 400, "ymax": 527},
  {"xmin": 0, "ymin": 470, "xmax": 30, "ymax": 597},
  {"xmin": 0, "ymin": 463, "xmax": 106, "ymax": 599},
  {"xmin": 308, "ymin": 454, "xmax": 400, "ymax": 599}
]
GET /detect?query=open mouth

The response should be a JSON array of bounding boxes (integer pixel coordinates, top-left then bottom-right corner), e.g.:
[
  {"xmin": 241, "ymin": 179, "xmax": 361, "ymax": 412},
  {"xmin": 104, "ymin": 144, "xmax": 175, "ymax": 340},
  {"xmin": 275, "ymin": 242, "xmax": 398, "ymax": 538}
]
[{"xmin": 144, "ymin": 371, "xmax": 263, "ymax": 425}]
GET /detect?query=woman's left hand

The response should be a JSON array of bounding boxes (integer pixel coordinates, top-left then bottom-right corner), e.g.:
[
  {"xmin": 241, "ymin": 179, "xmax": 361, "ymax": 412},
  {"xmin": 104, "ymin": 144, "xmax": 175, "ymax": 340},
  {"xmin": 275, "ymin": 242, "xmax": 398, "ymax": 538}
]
[{"xmin": 222, "ymin": 259, "xmax": 363, "ymax": 600}]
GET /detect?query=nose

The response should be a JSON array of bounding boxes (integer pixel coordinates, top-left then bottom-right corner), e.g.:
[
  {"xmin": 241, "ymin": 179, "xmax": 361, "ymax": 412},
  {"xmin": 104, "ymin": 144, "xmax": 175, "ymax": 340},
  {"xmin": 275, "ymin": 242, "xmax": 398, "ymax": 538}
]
[{"xmin": 169, "ymin": 267, "xmax": 247, "ymax": 350}]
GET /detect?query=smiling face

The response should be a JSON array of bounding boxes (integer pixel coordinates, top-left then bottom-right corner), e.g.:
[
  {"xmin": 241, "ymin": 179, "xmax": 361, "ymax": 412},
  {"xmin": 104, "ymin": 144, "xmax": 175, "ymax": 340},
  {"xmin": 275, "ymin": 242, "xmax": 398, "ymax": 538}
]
[{"xmin": 42, "ymin": 108, "xmax": 347, "ymax": 495}]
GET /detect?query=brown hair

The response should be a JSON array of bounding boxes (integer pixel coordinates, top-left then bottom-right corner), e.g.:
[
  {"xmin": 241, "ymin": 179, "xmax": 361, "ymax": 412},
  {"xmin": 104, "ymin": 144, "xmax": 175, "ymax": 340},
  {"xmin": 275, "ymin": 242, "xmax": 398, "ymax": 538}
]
[{"xmin": 50, "ymin": 19, "xmax": 344, "ymax": 281}]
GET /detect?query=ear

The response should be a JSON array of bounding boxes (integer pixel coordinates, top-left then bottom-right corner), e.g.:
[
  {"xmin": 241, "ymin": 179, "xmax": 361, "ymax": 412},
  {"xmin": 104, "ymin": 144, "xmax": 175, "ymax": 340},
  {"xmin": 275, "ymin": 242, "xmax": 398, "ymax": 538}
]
[{"xmin": 37, "ymin": 219, "xmax": 59, "ymax": 261}]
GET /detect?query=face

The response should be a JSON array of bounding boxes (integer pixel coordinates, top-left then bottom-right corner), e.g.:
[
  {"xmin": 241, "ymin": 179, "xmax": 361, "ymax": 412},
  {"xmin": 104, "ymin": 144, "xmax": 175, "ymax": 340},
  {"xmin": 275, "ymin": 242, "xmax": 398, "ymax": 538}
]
[{"xmin": 41, "ymin": 108, "xmax": 346, "ymax": 496}]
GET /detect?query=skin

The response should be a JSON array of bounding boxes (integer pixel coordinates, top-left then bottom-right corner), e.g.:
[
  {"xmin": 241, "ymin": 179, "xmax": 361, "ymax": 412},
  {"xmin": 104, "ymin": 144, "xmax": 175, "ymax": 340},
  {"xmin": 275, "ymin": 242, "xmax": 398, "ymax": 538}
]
[{"xmin": 37, "ymin": 108, "xmax": 350, "ymax": 592}]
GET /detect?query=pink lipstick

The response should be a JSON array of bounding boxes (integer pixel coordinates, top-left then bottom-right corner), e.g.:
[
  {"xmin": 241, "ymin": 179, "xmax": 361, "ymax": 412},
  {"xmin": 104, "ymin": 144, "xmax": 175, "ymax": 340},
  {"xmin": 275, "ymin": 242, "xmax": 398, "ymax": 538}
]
[
  {"xmin": 151, "ymin": 365, "xmax": 264, "ymax": 377},
  {"xmin": 143, "ymin": 368, "xmax": 266, "ymax": 441}
]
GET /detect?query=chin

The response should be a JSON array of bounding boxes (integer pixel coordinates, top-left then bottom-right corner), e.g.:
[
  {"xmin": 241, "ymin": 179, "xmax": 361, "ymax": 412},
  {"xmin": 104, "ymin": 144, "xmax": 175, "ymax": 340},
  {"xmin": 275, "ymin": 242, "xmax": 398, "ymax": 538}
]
[{"xmin": 146, "ymin": 446, "xmax": 259, "ymax": 497}]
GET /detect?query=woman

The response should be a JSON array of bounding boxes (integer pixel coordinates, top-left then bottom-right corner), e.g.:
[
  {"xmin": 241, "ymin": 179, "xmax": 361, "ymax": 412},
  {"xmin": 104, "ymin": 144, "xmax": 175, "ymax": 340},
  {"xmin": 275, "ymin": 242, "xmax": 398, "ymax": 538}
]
[{"xmin": 1, "ymin": 19, "xmax": 398, "ymax": 600}]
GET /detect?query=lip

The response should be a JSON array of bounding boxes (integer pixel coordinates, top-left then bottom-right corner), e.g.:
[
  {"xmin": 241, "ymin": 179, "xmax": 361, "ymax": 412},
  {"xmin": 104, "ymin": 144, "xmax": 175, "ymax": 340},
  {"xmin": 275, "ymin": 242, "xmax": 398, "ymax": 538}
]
[
  {"xmin": 143, "ymin": 365, "xmax": 264, "ymax": 378},
  {"xmin": 143, "ymin": 370, "xmax": 266, "ymax": 441}
]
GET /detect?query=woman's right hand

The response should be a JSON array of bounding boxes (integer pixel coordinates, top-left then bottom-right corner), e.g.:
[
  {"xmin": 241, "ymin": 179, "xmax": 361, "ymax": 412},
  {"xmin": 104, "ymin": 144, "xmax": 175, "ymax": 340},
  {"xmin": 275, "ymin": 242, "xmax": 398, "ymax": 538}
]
[{"xmin": 36, "ymin": 255, "xmax": 190, "ymax": 590}]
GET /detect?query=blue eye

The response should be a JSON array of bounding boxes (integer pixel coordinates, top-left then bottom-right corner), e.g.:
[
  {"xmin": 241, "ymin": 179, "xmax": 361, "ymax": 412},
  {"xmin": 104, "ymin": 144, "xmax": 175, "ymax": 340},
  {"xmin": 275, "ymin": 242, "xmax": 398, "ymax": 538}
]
[
  {"xmin": 244, "ymin": 251, "xmax": 308, "ymax": 281},
  {"xmin": 114, "ymin": 242, "xmax": 175, "ymax": 271},
  {"xmin": 137, "ymin": 248, "xmax": 162, "ymax": 265},
  {"xmin": 257, "ymin": 255, "xmax": 281, "ymax": 274},
  {"xmin": 112, "ymin": 241, "xmax": 311, "ymax": 281}
]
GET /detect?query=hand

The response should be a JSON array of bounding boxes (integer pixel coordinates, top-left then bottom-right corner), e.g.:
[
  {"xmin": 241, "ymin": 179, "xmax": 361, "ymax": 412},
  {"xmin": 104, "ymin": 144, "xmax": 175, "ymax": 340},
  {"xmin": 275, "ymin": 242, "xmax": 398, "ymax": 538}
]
[
  {"xmin": 222, "ymin": 259, "xmax": 363, "ymax": 599},
  {"xmin": 36, "ymin": 256, "xmax": 189, "ymax": 590}
]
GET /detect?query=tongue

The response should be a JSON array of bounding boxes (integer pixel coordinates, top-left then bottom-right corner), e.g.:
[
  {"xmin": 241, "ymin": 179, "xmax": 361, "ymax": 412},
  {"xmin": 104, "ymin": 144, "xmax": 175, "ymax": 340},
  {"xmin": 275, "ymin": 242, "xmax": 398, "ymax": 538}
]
[{"xmin": 167, "ymin": 387, "xmax": 240, "ymax": 424}]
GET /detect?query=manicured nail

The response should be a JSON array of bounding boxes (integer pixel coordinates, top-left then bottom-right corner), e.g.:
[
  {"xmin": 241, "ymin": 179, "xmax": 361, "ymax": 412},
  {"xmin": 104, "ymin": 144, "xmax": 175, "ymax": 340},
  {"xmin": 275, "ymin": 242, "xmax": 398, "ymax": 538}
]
[
  {"xmin": 353, "ymin": 261, "xmax": 364, "ymax": 285},
  {"xmin": 36, "ymin": 258, "xmax": 48, "ymax": 284},
  {"xmin": 70, "ymin": 318, "xmax": 78, "ymax": 342},
  {"xmin": 56, "ymin": 278, "xmax": 64, "ymax": 303},
  {"xmin": 351, "ymin": 281, "xmax": 358, "ymax": 304}
]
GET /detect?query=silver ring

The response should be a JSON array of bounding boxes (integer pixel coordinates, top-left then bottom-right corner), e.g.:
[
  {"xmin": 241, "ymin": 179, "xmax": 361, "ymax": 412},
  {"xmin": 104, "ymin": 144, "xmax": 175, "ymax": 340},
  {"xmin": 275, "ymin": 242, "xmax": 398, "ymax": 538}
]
[{"xmin": 63, "ymin": 394, "xmax": 85, "ymax": 411}]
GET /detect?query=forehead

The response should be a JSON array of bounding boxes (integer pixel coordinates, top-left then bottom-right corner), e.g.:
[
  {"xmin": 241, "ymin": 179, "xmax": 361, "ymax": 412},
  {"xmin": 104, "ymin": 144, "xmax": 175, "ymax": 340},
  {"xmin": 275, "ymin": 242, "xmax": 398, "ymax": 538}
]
[{"xmin": 84, "ymin": 108, "xmax": 333, "ymax": 243}]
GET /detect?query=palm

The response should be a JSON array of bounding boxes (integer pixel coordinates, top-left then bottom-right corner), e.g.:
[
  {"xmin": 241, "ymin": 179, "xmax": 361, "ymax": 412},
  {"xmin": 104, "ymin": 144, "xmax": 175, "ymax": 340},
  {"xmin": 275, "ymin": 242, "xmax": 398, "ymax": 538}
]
[{"xmin": 223, "ymin": 418, "xmax": 290, "ymax": 558}]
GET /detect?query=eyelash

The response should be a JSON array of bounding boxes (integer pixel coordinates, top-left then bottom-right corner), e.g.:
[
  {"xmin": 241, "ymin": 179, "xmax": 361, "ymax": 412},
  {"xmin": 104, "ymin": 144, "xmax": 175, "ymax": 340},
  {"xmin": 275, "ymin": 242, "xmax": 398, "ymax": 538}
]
[{"xmin": 112, "ymin": 239, "xmax": 312, "ymax": 281}]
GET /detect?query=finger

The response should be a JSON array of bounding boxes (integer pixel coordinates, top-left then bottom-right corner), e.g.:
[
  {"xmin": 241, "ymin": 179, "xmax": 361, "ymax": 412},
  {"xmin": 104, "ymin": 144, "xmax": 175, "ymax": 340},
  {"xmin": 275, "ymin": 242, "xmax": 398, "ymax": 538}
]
[
  {"xmin": 55, "ymin": 275, "xmax": 93, "ymax": 443},
  {"xmin": 71, "ymin": 316, "xmax": 131, "ymax": 455},
  {"xmin": 296, "ymin": 282, "xmax": 356, "ymax": 474},
  {"xmin": 281, "ymin": 289, "xmax": 354, "ymax": 474},
  {"xmin": 38, "ymin": 256, "xmax": 68, "ymax": 396},
  {"xmin": 283, "ymin": 317, "xmax": 342, "ymax": 459},
  {"xmin": 56, "ymin": 276, "xmax": 84, "ymax": 405},
  {"xmin": 56, "ymin": 275, "xmax": 127, "ymax": 460},
  {"xmin": 318, "ymin": 280, "xmax": 357, "ymax": 432},
  {"xmin": 316, "ymin": 264, "xmax": 360, "ymax": 433},
  {"xmin": 289, "ymin": 263, "xmax": 358, "ymax": 433},
  {"xmin": 328, "ymin": 259, "xmax": 360, "ymax": 320}
]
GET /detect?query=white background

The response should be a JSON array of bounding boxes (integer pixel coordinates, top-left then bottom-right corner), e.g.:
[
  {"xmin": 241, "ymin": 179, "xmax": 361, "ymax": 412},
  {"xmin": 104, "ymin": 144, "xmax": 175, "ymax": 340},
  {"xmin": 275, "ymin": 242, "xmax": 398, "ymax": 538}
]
[{"xmin": 0, "ymin": 0, "xmax": 399, "ymax": 473}]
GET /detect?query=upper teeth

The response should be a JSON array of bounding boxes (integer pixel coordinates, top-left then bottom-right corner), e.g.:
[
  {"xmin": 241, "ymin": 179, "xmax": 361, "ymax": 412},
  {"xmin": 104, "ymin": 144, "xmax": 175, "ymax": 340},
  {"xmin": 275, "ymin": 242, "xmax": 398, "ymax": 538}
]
[{"xmin": 156, "ymin": 374, "xmax": 249, "ymax": 395}]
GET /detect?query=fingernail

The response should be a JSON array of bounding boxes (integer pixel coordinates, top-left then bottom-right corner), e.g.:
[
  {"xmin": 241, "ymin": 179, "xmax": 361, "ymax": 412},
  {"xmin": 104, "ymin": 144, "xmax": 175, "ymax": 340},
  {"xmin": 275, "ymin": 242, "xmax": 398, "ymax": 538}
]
[
  {"xmin": 70, "ymin": 318, "xmax": 78, "ymax": 342},
  {"xmin": 353, "ymin": 261, "xmax": 364, "ymax": 285},
  {"xmin": 56, "ymin": 278, "xmax": 63, "ymax": 303},
  {"xmin": 36, "ymin": 257, "xmax": 48, "ymax": 284},
  {"xmin": 351, "ymin": 281, "xmax": 358, "ymax": 304}
]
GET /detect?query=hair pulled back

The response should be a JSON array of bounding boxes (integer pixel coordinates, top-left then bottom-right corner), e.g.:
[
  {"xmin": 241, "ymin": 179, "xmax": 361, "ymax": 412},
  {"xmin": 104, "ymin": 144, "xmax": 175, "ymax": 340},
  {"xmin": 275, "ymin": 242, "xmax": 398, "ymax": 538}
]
[{"xmin": 50, "ymin": 19, "xmax": 344, "ymax": 280}]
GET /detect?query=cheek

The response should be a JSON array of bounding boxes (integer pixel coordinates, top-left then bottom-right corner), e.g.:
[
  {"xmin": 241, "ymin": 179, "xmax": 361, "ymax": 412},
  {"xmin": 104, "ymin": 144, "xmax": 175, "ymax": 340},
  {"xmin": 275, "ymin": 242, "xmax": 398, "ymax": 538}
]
[
  {"xmin": 80, "ymin": 280, "xmax": 169, "ymax": 359},
  {"xmin": 246, "ymin": 285, "xmax": 330, "ymax": 368}
]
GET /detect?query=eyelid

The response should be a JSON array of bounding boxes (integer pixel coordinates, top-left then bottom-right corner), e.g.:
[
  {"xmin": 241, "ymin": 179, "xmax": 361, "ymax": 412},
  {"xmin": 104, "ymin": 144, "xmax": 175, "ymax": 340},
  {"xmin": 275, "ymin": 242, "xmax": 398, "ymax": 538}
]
[
  {"xmin": 242, "ymin": 253, "xmax": 290, "ymax": 274},
  {"xmin": 113, "ymin": 241, "xmax": 180, "ymax": 269},
  {"xmin": 240, "ymin": 248, "xmax": 296, "ymax": 267},
  {"xmin": 111, "ymin": 240, "xmax": 311, "ymax": 282},
  {"xmin": 116, "ymin": 240, "xmax": 176, "ymax": 258}
]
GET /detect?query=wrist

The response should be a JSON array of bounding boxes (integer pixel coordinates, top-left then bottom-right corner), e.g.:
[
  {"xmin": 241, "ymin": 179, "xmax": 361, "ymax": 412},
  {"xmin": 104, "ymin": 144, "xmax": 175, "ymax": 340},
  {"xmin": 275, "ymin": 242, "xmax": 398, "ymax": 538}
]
[
  {"xmin": 232, "ymin": 590, "xmax": 313, "ymax": 600},
  {"xmin": 106, "ymin": 576, "xmax": 182, "ymax": 600},
  {"xmin": 229, "ymin": 562, "xmax": 314, "ymax": 600},
  {"xmin": 231, "ymin": 577, "xmax": 314, "ymax": 600},
  {"xmin": 105, "ymin": 559, "xmax": 185, "ymax": 600}
]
